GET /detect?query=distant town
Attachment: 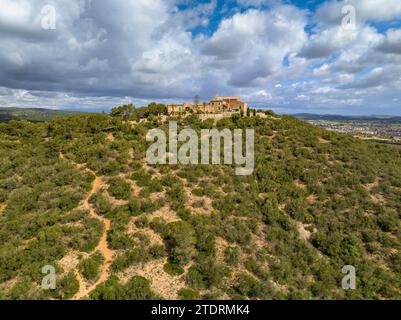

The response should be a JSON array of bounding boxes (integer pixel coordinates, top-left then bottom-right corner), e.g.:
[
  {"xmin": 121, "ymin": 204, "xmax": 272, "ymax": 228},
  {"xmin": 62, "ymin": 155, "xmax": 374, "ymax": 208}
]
[{"xmin": 295, "ymin": 114, "xmax": 401, "ymax": 148}]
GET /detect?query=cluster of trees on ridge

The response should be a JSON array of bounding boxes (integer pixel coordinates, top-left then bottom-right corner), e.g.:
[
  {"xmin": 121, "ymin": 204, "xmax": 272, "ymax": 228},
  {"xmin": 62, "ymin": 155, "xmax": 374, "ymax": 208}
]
[{"xmin": 110, "ymin": 102, "xmax": 263, "ymax": 121}]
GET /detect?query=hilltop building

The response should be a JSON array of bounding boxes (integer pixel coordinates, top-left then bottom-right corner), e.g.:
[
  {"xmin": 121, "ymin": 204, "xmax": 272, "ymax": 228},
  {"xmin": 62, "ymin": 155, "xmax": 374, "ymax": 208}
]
[{"xmin": 167, "ymin": 96, "xmax": 248, "ymax": 115}]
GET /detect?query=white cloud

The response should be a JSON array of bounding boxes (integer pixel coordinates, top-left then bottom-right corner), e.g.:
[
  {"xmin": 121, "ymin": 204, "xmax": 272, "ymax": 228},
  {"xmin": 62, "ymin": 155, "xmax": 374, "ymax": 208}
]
[
  {"xmin": 295, "ymin": 94, "xmax": 309, "ymax": 101},
  {"xmin": 313, "ymin": 63, "xmax": 330, "ymax": 76},
  {"xmin": 316, "ymin": 0, "xmax": 401, "ymax": 25},
  {"xmin": 300, "ymin": 24, "xmax": 382, "ymax": 60},
  {"xmin": 377, "ymin": 28, "xmax": 401, "ymax": 54},
  {"xmin": 202, "ymin": 6, "xmax": 307, "ymax": 87},
  {"xmin": 0, "ymin": 0, "xmax": 400, "ymax": 114},
  {"xmin": 312, "ymin": 86, "xmax": 337, "ymax": 94}
]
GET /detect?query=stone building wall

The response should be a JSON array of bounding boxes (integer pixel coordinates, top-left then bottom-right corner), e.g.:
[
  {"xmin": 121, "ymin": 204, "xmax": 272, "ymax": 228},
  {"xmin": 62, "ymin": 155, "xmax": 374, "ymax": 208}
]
[{"xmin": 167, "ymin": 96, "xmax": 248, "ymax": 115}]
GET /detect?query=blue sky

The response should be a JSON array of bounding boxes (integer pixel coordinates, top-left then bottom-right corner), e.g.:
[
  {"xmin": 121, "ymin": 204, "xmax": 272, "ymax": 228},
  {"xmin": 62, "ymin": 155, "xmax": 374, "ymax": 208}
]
[
  {"xmin": 0, "ymin": 0, "xmax": 400, "ymax": 115},
  {"xmin": 183, "ymin": 0, "xmax": 324, "ymax": 37}
]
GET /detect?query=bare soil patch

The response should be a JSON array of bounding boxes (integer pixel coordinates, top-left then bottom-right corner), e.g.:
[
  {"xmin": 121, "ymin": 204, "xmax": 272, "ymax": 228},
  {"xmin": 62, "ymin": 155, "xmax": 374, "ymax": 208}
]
[
  {"xmin": 294, "ymin": 179, "xmax": 307, "ymax": 190},
  {"xmin": 148, "ymin": 206, "xmax": 181, "ymax": 223},
  {"xmin": 307, "ymin": 194, "xmax": 317, "ymax": 203},
  {"xmin": 58, "ymin": 251, "xmax": 82, "ymax": 274},
  {"xmin": 118, "ymin": 258, "xmax": 185, "ymax": 299},
  {"xmin": 297, "ymin": 222, "xmax": 312, "ymax": 241}
]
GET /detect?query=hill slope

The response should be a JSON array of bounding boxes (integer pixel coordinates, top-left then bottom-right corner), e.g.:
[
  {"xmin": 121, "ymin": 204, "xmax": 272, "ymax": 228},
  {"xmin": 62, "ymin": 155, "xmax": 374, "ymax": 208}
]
[
  {"xmin": 0, "ymin": 107, "xmax": 81, "ymax": 123},
  {"xmin": 0, "ymin": 114, "xmax": 400, "ymax": 300}
]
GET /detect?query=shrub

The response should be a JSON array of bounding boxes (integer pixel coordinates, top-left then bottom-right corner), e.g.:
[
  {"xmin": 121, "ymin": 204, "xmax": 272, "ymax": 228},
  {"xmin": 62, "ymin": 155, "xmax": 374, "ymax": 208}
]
[
  {"xmin": 108, "ymin": 176, "xmax": 132, "ymax": 200},
  {"xmin": 166, "ymin": 185, "xmax": 187, "ymax": 210},
  {"xmin": 377, "ymin": 213, "xmax": 399, "ymax": 233},
  {"xmin": 128, "ymin": 197, "xmax": 141, "ymax": 216},
  {"xmin": 140, "ymin": 198, "xmax": 164, "ymax": 213},
  {"xmin": 186, "ymin": 266, "xmax": 205, "ymax": 290},
  {"xmin": 90, "ymin": 275, "xmax": 158, "ymax": 300},
  {"xmin": 51, "ymin": 272, "xmax": 79, "ymax": 300},
  {"xmin": 224, "ymin": 246, "xmax": 240, "ymax": 266},
  {"xmin": 107, "ymin": 227, "xmax": 134, "ymax": 250},
  {"xmin": 236, "ymin": 273, "xmax": 259, "ymax": 298},
  {"xmin": 79, "ymin": 251, "xmax": 104, "ymax": 282},
  {"xmin": 163, "ymin": 221, "xmax": 196, "ymax": 265},
  {"xmin": 135, "ymin": 216, "xmax": 149, "ymax": 229},
  {"xmin": 191, "ymin": 188, "xmax": 204, "ymax": 197},
  {"xmin": 163, "ymin": 262, "xmax": 184, "ymax": 276},
  {"xmin": 178, "ymin": 288, "xmax": 199, "ymax": 300},
  {"xmin": 176, "ymin": 208, "xmax": 191, "ymax": 220},
  {"xmin": 111, "ymin": 248, "xmax": 149, "ymax": 272},
  {"xmin": 149, "ymin": 245, "xmax": 167, "ymax": 259},
  {"xmin": 123, "ymin": 276, "xmax": 158, "ymax": 300},
  {"xmin": 89, "ymin": 191, "xmax": 112, "ymax": 215},
  {"xmin": 131, "ymin": 170, "xmax": 152, "ymax": 187}
]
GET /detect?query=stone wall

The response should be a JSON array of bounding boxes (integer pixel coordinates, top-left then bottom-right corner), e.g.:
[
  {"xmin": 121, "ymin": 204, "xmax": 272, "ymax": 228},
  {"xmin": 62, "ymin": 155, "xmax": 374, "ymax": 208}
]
[{"xmin": 167, "ymin": 97, "xmax": 248, "ymax": 115}]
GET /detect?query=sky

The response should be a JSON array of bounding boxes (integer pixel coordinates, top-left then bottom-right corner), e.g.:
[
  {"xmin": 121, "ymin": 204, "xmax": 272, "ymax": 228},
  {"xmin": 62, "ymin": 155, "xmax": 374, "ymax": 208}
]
[{"xmin": 0, "ymin": 0, "xmax": 400, "ymax": 115}]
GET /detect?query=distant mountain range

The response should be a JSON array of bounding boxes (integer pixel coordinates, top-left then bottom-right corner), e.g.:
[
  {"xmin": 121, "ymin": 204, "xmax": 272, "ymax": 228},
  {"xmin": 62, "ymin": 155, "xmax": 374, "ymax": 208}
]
[{"xmin": 0, "ymin": 107, "xmax": 82, "ymax": 123}]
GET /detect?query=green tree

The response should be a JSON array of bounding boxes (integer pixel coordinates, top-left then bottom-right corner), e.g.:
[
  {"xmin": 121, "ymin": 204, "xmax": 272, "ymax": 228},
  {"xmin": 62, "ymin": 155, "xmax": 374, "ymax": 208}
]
[
  {"xmin": 111, "ymin": 104, "xmax": 135, "ymax": 120},
  {"xmin": 79, "ymin": 251, "xmax": 104, "ymax": 281},
  {"xmin": 108, "ymin": 176, "xmax": 132, "ymax": 200},
  {"xmin": 163, "ymin": 221, "xmax": 196, "ymax": 265},
  {"xmin": 51, "ymin": 272, "xmax": 79, "ymax": 300}
]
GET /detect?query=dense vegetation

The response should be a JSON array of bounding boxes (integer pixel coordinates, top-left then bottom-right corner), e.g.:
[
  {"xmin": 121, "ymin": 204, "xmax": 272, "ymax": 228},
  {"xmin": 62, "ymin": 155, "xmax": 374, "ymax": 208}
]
[{"xmin": 0, "ymin": 107, "xmax": 400, "ymax": 300}]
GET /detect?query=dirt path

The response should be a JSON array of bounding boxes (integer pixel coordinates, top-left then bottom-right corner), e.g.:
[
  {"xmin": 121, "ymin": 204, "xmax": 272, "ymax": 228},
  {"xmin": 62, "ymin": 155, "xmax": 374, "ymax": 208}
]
[{"xmin": 60, "ymin": 153, "xmax": 114, "ymax": 299}]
